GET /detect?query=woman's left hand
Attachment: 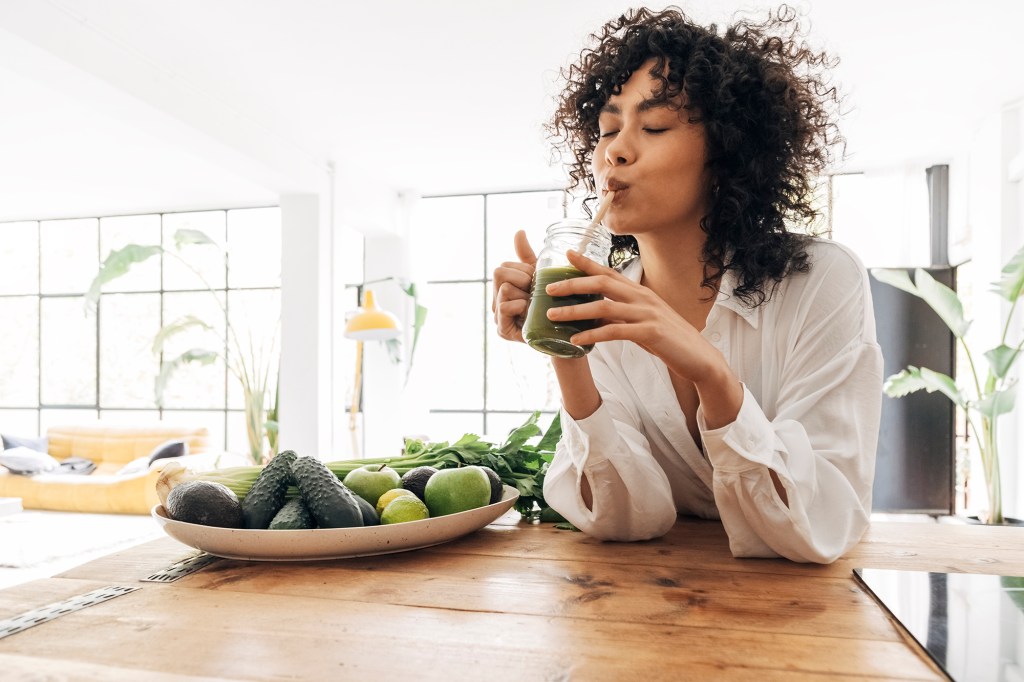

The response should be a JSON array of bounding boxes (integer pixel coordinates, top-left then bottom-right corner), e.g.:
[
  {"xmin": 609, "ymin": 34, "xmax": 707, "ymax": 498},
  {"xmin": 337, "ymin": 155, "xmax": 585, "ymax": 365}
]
[{"xmin": 546, "ymin": 249, "xmax": 720, "ymax": 384}]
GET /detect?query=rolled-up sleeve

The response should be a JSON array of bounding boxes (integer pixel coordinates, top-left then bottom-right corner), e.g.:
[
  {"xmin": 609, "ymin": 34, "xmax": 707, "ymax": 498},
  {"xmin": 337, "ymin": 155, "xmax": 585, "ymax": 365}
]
[
  {"xmin": 544, "ymin": 390, "xmax": 677, "ymax": 542},
  {"xmin": 699, "ymin": 250, "xmax": 883, "ymax": 563}
]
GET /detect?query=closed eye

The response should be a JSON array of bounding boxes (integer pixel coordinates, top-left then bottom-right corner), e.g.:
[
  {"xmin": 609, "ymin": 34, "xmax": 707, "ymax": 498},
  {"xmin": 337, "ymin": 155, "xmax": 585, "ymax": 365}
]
[
  {"xmin": 644, "ymin": 128, "xmax": 669, "ymax": 134},
  {"xmin": 600, "ymin": 130, "xmax": 619, "ymax": 139}
]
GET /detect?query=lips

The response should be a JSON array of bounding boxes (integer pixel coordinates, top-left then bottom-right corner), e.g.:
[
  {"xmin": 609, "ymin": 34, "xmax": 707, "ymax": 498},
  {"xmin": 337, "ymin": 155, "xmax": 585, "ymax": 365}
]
[{"xmin": 604, "ymin": 179, "xmax": 629, "ymax": 192}]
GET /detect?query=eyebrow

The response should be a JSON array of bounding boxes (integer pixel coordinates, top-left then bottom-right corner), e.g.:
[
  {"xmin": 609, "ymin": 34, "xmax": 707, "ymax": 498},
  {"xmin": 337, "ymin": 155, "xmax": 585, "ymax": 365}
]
[{"xmin": 600, "ymin": 97, "xmax": 670, "ymax": 115}]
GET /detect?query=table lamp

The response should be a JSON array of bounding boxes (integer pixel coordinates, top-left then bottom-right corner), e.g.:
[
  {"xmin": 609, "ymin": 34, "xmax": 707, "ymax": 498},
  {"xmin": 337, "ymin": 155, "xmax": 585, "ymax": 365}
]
[{"xmin": 344, "ymin": 289, "xmax": 400, "ymax": 454}]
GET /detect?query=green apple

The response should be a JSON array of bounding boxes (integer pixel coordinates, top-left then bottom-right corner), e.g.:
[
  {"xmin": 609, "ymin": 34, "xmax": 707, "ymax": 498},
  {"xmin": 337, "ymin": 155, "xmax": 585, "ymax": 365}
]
[
  {"xmin": 342, "ymin": 464, "xmax": 402, "ymax": 507},
  {"xmin": 423, "ymin": 466, "xmax": 492, "ymax": 516}
]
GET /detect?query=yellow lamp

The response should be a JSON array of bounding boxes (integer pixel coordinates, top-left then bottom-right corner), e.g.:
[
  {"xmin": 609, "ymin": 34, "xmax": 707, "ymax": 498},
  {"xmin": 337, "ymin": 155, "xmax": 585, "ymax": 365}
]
[
  {"xmin": 344, "ymin": 289, "xmax": 400, "ymax": 341},
  {"xmin": 344, "ymin": 289, "xmax": 400, "ymax": 456}
]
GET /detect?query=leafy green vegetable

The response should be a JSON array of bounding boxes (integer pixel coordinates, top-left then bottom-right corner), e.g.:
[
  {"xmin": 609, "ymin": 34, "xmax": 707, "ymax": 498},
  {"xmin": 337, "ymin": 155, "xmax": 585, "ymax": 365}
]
[{"xmin": 194, "ymin": 411, "xmax": 562, "ymax": 517}]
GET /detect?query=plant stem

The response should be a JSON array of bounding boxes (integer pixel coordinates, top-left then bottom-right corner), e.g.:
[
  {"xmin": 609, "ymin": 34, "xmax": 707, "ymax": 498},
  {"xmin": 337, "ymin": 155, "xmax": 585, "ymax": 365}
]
[
  {"xmin": 960, "ymin": 339, "xmax": 985, "ymax": 409},
  {"xmin": 1000, "ymin": 294, "xmax": 1020, "ymax": 346}
]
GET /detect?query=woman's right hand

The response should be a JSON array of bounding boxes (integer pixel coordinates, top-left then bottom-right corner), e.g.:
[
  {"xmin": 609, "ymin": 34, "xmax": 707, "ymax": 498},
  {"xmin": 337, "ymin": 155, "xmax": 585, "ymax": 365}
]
[{"xmin": 491, "ymin": 230, "xmax": 537, "ymax": 344}]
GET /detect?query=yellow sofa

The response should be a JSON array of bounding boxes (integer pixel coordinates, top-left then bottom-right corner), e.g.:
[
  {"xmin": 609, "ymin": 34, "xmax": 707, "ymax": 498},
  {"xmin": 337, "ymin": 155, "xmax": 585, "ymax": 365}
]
[{"xmin": 0, "ymin": 425, "xmax": 233, "ymax": 515}]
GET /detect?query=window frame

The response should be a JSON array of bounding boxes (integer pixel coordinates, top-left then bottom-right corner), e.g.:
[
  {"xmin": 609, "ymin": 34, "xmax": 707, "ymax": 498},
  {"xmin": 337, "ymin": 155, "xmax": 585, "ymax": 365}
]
[{"xmin": 0, "ymin": 206, "xmax": 282, "ymax": 451}]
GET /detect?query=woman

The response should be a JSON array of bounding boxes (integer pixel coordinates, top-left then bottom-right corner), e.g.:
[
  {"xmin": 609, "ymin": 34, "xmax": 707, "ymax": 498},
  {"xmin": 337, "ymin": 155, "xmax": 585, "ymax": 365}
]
[{"xmin": 492, "ymin": 7, "xmax": 883, "ymax": 563}]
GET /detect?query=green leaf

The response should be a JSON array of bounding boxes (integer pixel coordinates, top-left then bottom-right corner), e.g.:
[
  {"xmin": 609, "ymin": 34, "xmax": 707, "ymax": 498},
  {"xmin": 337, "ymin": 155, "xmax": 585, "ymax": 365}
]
[
  {"xmin": 871, "ymin": 268, "xmax": 970, "ymax": 338},
  {"xmin": 452, "ymin": 433, "xmax": 483, "ymax": 448},
  {"xmin": 410, "ymin": 302, "xmax": 428, "ymax": 365},
  {"xmin": 173, "ymin": 229, "xmax": 218, "ymax": 249},
  {"xmin": 992, "ymin": 243, "xmax": 1024, "ymax": 302},
  {"xmin": 384, "ymin": 338, "xmax": 402, "ymax": 365},
  {"xmin": 535, "ymin": 412, "xmax": 563, "ymax": 451},
  {"xmin": 155, "ymin": 348, "xmax": 219, "ymax": 406},
  {"xmin": 870, "ymin": 268, "xmax": 919, "ymax": 296},
  {"xmin": 151, "ymin": 315, "xmax": 214, "ymax": 354},
  {"xmin": 913, "ymin": 268, "xmax": 971, "ymax": 338},
  {"xmin": 85, "ymin": 244, "xmax": 163, "ymax": 307},
  {"xmin": 403, "ymin": 438, "xmax": 428, "ymax": 456},
  {"xmin": 399, "ymin": 281, "xmax": 427, "ymax": 383},
  {"xmin": 496, "ymin": 412, "xmax": 542, "ymax": 455},
  {"xmin": 1001, "ymin": 576, "xmax": 1024, "ymax": 613},
  {"xmin": 883, "ymin": 366, "xmax": 966, "ymax": 408},
  {"xmin": 984, "ymin": 344, "xmax": 1017, "ymax": 380},
  {"xmin": 974, "ymin": 384, "xmax": 1017, "ymax": 419}
]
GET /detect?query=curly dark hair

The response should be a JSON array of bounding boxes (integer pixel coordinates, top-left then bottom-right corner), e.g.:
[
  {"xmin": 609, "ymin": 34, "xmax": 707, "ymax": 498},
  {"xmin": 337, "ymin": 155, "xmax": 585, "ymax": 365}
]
[{"xmin": 549, "ymin": 5, "xmax": 843, "ymax": 306}]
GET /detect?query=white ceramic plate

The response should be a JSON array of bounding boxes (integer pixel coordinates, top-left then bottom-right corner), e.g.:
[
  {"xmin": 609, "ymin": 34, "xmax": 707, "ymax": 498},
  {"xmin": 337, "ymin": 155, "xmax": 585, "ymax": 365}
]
[{"xmin": 151, "ymin": 485, "xmax": 520, "ymax": 561}]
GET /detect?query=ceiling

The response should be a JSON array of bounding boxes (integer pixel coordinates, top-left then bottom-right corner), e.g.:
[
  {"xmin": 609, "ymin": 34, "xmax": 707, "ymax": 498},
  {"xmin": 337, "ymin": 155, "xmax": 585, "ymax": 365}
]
[{"xmin": 0, "ymin": 0, "xmax": 1021, "ymax": 222}]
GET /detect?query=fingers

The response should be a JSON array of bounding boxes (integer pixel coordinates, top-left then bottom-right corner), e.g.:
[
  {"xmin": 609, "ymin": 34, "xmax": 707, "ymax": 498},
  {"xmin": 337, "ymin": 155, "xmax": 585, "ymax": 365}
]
[
  {"xmin": 491, "ymin": 261, "xmax": 533, "ymax": 312},
  {"xmin": 514, "ymin": 230, "xmax": 537, "ymax": 266},
  {"xmin": 566, "ymin": 248, "xmax": 614, "ymax": 275},
  {"xmin": 494, "ymin": 288, "xmax": 529, "ymax": 343},
  {"xmin": 545, "ymin": 269, "xmax": 636, "ymax": 302},
  {"xmin": 491, "ymin": 231, "xmax": 536, "ymax": 313},
  {"xmin": 546, "ymin": 298, "xmax": 640, "ymax": 325}
]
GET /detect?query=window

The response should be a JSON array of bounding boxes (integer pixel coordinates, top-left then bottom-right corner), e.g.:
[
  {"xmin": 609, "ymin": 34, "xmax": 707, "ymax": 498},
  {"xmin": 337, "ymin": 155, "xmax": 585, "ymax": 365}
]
[
  {"xmin": 406, "ymin": 176, "xmax": 921, "ymax": 446},
  {"xmin": 411, "ymin": 190, "xmax": 567, "ymax": 441},
  {"xmin": 0, "ymin": 207, "xmax": 283, "ymax": 452}
]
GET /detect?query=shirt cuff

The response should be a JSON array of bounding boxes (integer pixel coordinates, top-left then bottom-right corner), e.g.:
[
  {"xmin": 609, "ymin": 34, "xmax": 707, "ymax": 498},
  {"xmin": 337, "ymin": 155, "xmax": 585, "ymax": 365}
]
[
  {"xmin": 559, "ymin": 404, "xmax": 617, "ymax": 470},
  {"xmin": 698, "ymin": 384, "xmax": 777, "ymax": 472}
]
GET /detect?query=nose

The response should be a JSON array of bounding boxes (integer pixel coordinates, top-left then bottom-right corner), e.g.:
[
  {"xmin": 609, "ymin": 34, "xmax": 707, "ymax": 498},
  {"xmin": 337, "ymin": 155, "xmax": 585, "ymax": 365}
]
[{"xmin": 603, "ymin": 130, "xmax": 635, "ymax": 167}]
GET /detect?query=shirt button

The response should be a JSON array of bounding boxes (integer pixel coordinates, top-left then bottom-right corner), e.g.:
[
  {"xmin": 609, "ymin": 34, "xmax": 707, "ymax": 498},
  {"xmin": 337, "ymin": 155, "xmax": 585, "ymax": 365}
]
[{"xmin": 711, "ymin": 332, "xmax": 722, "ymax": 342}]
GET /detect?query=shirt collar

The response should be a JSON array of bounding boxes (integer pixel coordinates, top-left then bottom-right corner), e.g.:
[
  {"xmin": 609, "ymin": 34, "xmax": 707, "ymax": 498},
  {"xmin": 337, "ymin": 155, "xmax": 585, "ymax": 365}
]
[{"xmin": 619, "ymin": 257, "xmax": 761, "ymax": 329}]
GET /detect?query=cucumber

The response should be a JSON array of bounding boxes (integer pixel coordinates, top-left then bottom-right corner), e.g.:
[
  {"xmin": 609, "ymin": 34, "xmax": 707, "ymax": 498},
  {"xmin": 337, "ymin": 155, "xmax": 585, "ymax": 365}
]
[
  {"xmin": 291, "ymin": 456, "xmax": 364, "ymax": 528},
  {"xmin": 268, "ymin": 497, "xmax": 316, "ymax": 530},
  {"xmin": 241, "ymin": 450, "xmax": 297, "ymax": 529}
]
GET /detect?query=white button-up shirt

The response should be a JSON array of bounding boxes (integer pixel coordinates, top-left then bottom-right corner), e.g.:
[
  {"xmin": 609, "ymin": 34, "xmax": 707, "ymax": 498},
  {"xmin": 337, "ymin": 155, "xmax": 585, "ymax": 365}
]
[{"xmin": 543, "ymin": 238, "xmax": 884, "ymax": 563}]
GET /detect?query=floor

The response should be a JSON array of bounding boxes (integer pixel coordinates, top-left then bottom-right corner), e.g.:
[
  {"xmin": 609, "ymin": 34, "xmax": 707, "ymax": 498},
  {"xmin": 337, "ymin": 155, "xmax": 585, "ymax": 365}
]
[{"xmin": 0, "ymin": 506, "xmax": 164, "ymax": 590}]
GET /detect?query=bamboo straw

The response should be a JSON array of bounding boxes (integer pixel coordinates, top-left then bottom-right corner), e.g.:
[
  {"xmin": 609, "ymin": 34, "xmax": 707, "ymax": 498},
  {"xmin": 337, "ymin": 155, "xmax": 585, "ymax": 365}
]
[{"xmin": 588, "ymin": 191, "xmax": 615, "ymax": 230}]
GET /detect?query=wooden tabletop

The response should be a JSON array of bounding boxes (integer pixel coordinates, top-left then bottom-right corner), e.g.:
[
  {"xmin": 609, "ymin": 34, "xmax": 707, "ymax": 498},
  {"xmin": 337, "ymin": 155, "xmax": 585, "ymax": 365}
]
[{"xmin": 0, "ymin": 514, "xmax": 1021, "ymax": 681}]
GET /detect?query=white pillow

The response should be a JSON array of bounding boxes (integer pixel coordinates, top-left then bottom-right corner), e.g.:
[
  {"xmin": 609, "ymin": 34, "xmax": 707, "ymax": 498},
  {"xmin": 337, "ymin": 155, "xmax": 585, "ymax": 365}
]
[
  {"xmin": 0, "ymin": 446, "xmax": 62, "ymax": 475},
  {"xmin": 115, "ymin": 455, "xmax": 152, "ymax": 477}
]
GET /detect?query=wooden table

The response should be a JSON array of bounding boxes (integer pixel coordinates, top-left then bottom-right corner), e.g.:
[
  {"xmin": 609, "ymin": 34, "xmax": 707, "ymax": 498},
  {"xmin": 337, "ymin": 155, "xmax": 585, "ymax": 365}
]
[{"xmin": 0, "ymin": 514, "xmax": 1021, "ymax": 681}]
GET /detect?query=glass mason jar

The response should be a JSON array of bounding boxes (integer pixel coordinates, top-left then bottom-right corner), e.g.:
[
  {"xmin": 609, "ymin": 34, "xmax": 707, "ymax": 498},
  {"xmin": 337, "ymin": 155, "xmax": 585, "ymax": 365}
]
[{"xmin": 523, "ymin": 219, "xmax": 612, "ymax": 358}]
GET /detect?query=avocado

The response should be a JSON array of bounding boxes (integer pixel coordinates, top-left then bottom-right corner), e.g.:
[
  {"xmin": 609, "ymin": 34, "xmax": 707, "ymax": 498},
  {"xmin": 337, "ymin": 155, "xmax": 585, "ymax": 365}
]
[
  {"xmin": 353, "ymin": 493, "xmax": 380, "ymax": 526},
  {"xmin": 166, "ymin": 480, "xmax": 244, "ymax": 528},
  {"xmin": 400, "ymin": 465, "xmax": 438, "ymax": 501},
  {"xmin": 482, "ymin": 467, "xmax": 504, "ymax": 505}
]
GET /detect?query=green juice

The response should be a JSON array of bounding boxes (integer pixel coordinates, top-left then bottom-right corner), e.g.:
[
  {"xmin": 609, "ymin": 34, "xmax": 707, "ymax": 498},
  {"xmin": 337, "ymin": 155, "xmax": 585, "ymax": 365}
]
[{"xmin": 523, "ymin": 266, "xmax": 601, "ymax": 358}]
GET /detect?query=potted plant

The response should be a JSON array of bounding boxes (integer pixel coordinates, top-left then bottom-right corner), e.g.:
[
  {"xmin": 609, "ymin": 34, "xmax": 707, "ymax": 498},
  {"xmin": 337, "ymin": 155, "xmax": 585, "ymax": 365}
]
[
  {"xmin": 85, "ymin": 228, "xmax": 279, "ymax": 466},
  {"xmin": 872, "ymin": 245, "xmax": 1023, "ymax": 524}
]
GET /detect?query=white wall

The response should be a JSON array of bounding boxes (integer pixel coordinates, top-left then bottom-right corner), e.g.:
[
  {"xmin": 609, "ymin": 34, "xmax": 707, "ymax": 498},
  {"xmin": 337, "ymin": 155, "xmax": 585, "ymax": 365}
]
[
  {"xmin": 1006, "ymin": 102, "xmax": 1024, "ymax": 520},
  {"xmin": 958, "ymin": 99, "xmax": 1024, "ymax": 520}
]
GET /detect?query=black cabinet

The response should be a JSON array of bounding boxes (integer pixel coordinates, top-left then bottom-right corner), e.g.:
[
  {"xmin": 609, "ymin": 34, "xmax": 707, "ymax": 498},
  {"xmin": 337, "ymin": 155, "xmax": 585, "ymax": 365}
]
[{"xmin": 869, "ymin": 267, "xmax": 956, "ymax": 514}]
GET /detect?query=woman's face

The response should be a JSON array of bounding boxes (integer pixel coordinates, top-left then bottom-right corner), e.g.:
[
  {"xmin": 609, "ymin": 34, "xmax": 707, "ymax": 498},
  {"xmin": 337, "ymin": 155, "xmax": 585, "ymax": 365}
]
[{"xmin": 591, "ymin": 59, "xmax": 712, "ymax": 238}]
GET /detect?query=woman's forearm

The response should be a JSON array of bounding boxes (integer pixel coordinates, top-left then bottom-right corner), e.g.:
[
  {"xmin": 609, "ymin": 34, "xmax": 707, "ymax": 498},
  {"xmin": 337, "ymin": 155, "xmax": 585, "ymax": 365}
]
[
  {"xmin": 551, "ymin": 357, "xmax": 602, "ymax": 421},
  {"xmin": 692, "ymin": 359, "xmax": 744, "ymax": 429}
]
